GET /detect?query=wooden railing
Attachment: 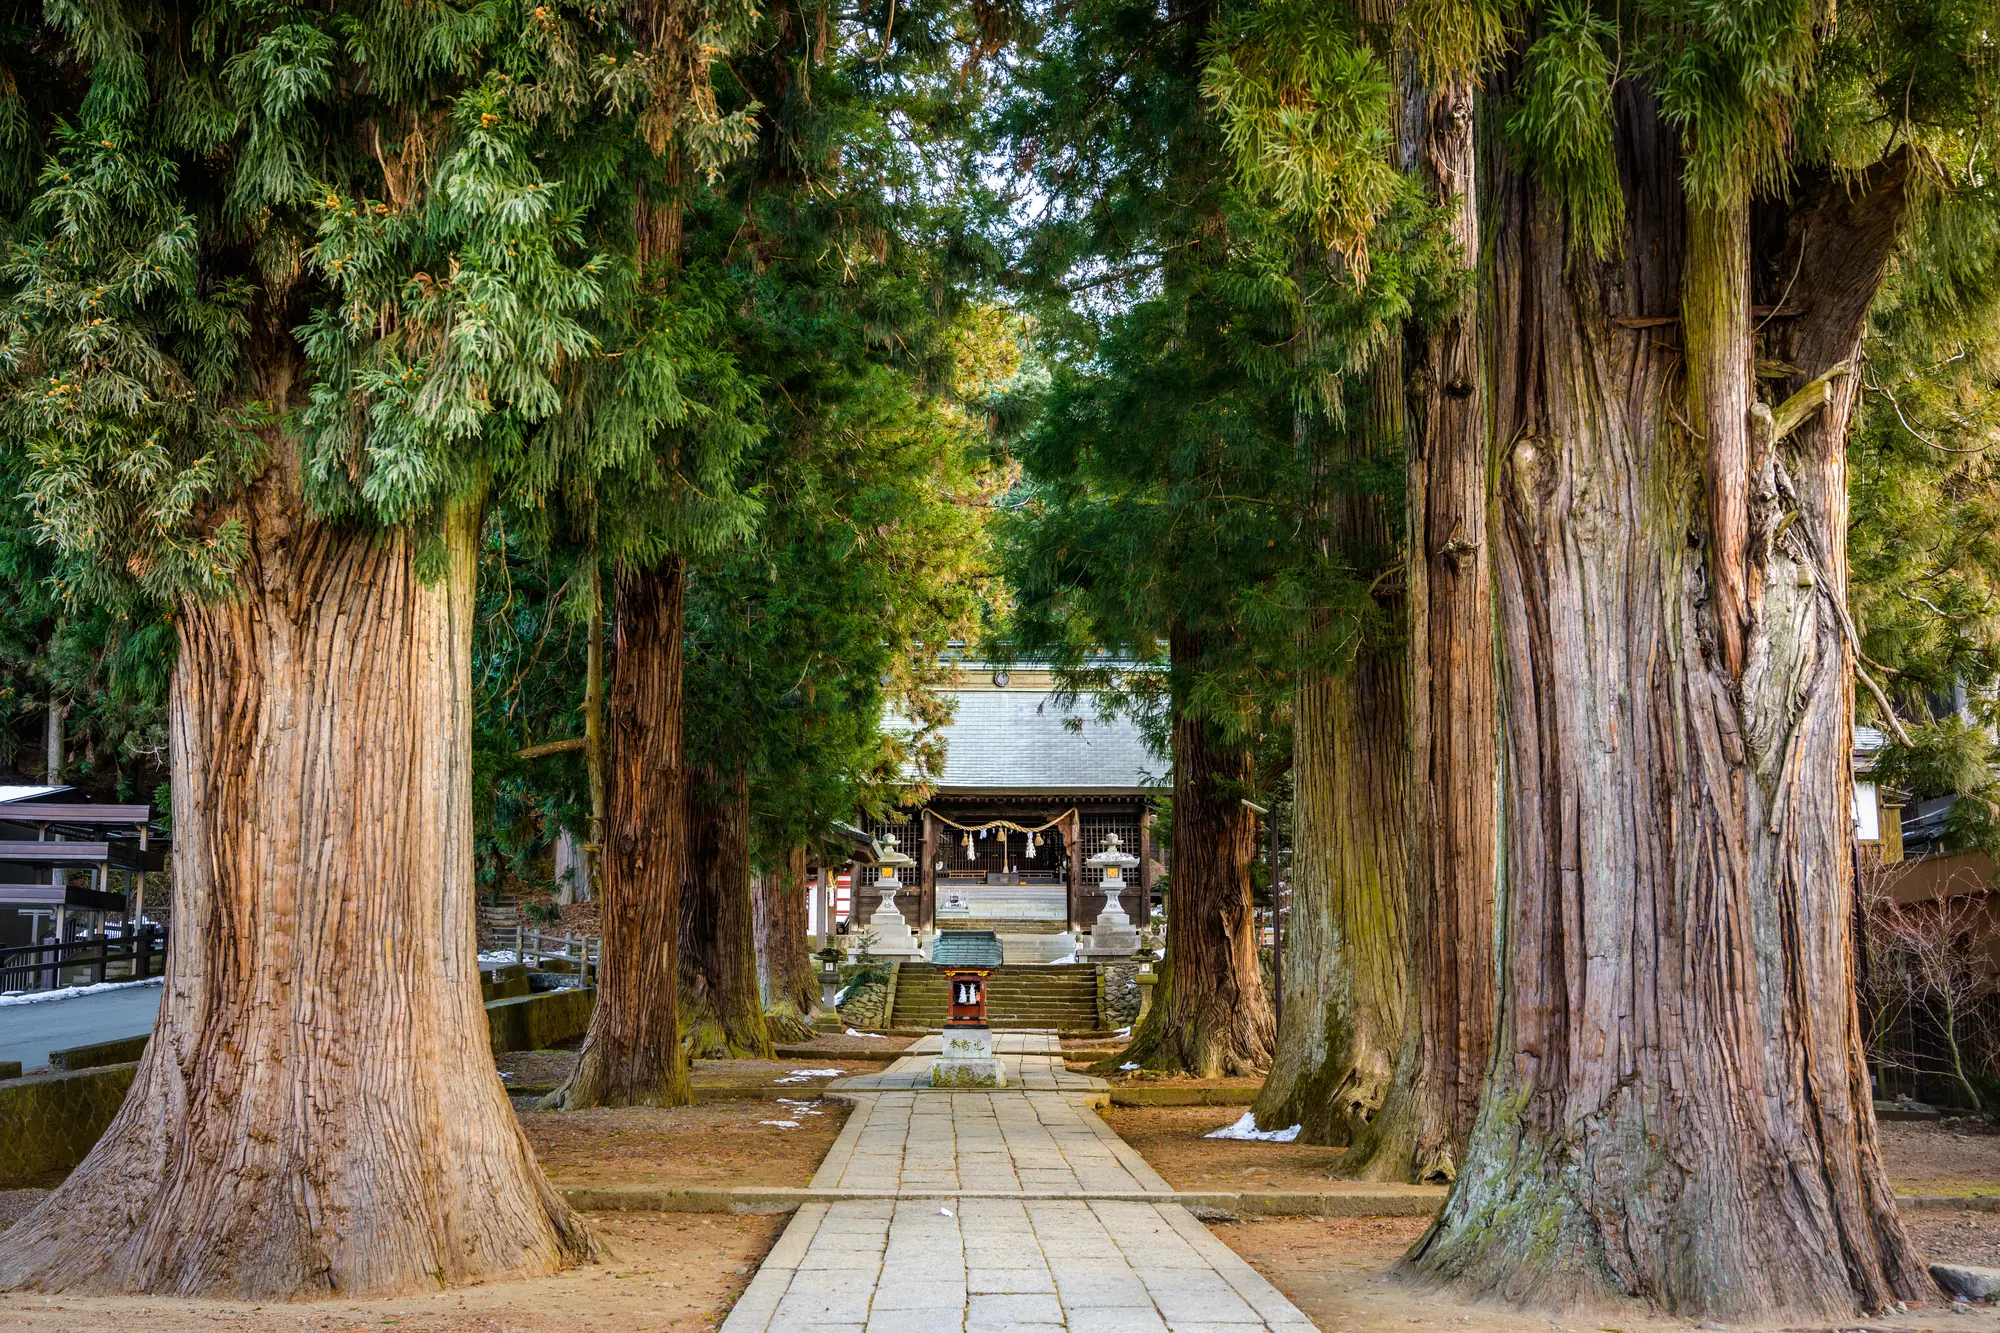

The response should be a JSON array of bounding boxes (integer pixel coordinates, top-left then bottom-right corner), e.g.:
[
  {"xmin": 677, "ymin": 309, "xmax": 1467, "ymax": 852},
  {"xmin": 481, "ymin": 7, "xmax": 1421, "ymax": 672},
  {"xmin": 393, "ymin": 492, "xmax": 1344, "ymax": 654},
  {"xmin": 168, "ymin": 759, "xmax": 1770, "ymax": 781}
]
[
  {"xmin": 505, "ymin": 927, "xmax": 599, "ymax": 977},
  {"xmin": 0, "ymin": 924, "xmax": 168, "ymax": 993}
]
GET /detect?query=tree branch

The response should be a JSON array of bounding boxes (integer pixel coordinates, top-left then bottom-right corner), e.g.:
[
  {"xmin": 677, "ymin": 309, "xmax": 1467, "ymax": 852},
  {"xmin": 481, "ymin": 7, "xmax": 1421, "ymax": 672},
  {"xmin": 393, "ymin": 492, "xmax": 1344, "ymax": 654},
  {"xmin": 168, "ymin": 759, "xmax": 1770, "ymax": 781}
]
[{"xmin": 516, "ymin": 737, "xmax": 587, "ymax": 760}]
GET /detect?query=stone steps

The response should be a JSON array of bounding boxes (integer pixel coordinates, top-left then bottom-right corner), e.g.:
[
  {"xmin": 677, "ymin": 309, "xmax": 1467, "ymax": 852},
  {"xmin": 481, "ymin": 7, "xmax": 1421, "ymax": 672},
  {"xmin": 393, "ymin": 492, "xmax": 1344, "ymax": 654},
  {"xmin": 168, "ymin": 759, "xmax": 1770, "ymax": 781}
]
[{"xmin": 890, "ymin": 963, "xmax": 1101, "ymax": 1032}]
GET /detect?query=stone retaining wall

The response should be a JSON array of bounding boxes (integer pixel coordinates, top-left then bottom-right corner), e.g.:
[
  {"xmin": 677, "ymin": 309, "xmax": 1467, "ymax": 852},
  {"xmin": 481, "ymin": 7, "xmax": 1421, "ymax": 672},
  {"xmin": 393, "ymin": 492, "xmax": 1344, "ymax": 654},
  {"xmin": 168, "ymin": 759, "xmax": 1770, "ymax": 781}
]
[
  {"xmin": 49, "ymin": 1033, "xmax": 151, "ymax": 1072},
  {"xmin": 1, "ymin": 988, "xmax": 598, "ymax": 1188},
  {"xmin": 0, "ymin": 1063, "xmax": 138, "ymax": 1187},
  {"xmin": 486, "ymin": 986, "xmax": 596, "ymax": 1053}
]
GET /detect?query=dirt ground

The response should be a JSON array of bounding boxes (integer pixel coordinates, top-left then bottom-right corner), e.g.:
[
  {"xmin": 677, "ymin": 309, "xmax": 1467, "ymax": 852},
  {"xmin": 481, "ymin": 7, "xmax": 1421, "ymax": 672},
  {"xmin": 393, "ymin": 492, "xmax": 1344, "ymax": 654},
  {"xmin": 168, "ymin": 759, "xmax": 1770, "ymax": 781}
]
[
  {"xmin": 1882, "ymin": 1120, "xmax": 2000, "ymax": 1195},
  {"xmin": 1215, "ymin": 1213, "xmax": 2000, "ymax": 1333},
  {"xmin": 1107, "ymin": 1105, "xmax": 2000, "ymax": 1199},
  {"xmin": 1099, "ymin": 1104, "xmax": 1360, "ymax": 1192},
  {"xmin": 495, "ymin": 1051, "xmax": 896, "ymax": 1097},
  {"xmin": 521, "ymin": 1095, "xmax": 848, "ymax": 1188},
  {"xmin": 0, "ymin": 1212, "xmax": 785, "ymax": 1333},
  {"xmin": 774, "ymin": 1032, "xmax": 915, "ymax": 1057}
]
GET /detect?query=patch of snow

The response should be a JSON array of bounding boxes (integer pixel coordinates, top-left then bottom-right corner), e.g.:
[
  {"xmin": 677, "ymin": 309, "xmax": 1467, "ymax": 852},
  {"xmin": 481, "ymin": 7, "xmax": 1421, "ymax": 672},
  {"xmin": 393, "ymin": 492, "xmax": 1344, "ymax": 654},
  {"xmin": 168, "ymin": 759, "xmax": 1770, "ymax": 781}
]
[
  {"xmin": 773, "ymin": 1068, "xmax": 846, "ymax": 1083},
  {"xmin": 760, "ymin": 1120, "xmax": 802, "ymax": 1129},
  {"xmin": 478, "ymin": 950, "xmax": 519, "ymax": 965},
  {"xmin": 833, "ymin": 982, "xmax": 856, "ymax": 1007},
  {"xmin": 1205, "ymin": 1111, "xmax": 1301, "ymax": 1143},
  {"xmin": 844, "ymin": 1028, "xmax": 885, "ymax": 1038},
  {"xmin": 1119, "ymin": 1062, "xmax": 1139, "ymax": 1071},
  {"xmin": 0, "ymin": 976, "xmax": 163, "ymax": 1007},
  {"xmin": 1115, "ymin": 1026, "xmax": 1131, "ymax": 1037},
  {"xmin": 939, "ymin": 1207, "xmax": 953, "ymax": 1217}
]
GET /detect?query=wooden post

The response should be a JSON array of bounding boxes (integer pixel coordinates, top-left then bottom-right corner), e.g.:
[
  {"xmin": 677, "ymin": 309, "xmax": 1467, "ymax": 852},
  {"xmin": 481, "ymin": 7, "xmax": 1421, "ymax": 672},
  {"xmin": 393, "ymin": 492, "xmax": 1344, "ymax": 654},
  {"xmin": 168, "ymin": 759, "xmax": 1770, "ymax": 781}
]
[
  {"xmin": 1137, "ymin": 810, "xmax": 1154, "ymax": 926},
  {"xmin": 1065, "ymin": 811, "xmax": 1083, "ymax": 933},
  {"xmin": 920, "ymin": 810, "xmax": 938, "ymax": 936}
]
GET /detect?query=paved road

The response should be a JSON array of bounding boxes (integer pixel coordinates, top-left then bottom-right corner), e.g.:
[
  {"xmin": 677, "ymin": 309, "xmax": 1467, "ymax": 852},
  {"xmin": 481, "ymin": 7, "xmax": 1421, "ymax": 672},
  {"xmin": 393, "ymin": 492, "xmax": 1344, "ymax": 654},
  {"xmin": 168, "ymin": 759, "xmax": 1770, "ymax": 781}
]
[
  {"xmin": 723, "ymin": 1034, "xmax": 1315, "ymax": 1333},
  {"xmin": 0, "ymin": 983, "xmax": 161, "ymax": 1072}
]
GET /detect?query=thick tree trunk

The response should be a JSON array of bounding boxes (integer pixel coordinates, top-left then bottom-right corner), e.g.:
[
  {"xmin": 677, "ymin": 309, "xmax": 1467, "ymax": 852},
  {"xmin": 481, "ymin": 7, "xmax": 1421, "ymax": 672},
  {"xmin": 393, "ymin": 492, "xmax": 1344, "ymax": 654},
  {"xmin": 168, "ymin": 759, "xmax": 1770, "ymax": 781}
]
[
  {"xmin": 681, "ymin": 765, "xmax": 773, "ymax": 1058},
  {"xmin": 553, "ymin": 557, "xmax": 693, "ymax": 1108},
  {"xmin": 1257, "ymin": 279, "xmax": 1411, "ymax": 1143},
  {"xmin": 0, "ymin": 480, "xmax": 591, "ymax": 1298},
  {"xmin": 583, "ymin": 546, "xmax": 607, "ymax": 896},
  {"xmin": 1256, "ymin": 629, "xmax": 1408, "ymax": 1141},
  {"xmin": 1405, "ymin": 83, "xmax": 1926, "ymax": 1318},
  {"xmin": 1341, "ymin": 74, "xmax": 1497, "ymax": 1184},
  {"xmin": 1118, "ymin": 629, "xmax": 1274, "ymax": 1077},
  {"xmin": 756, "ymin": 844, "xmax": 821, "ymax": 1037}
]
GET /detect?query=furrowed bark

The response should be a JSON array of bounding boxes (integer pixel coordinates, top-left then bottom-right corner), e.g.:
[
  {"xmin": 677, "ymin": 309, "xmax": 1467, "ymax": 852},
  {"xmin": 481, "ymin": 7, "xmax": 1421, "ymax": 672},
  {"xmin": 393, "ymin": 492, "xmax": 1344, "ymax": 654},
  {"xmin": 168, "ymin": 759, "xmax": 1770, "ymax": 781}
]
[
  {"xmin": 1116, "ymin": 628, "xmax": 1274, "ymax": 1077},
  {"xmin": 756, "ymin": 844, "xmax": 822, "ymax": 1038},
  {"xmin": 1341, "ymin": 73, "xmax": 1497, "ymax": 1184},
  {"xmin": 1404, "ymin": 80, "xmax": 1926, "ymax": 1318},
  {"xmin": 0, "ymin": 472, "xmax": 591, "ymax": 1297},
  {"xmin": 680, "ymin": 765, "xmax": 772, "ymax": 1058},
  {"xmin": 553, "ymin": 557, "xmax": 693, "ymax": 1108},
  {"xmin": 584, "ymin": 545, "xmax": 608, "ymax": 892},
  {"xmin": 1258, "ymin": 361, "xmax": 1410, "ymax": 1144}
]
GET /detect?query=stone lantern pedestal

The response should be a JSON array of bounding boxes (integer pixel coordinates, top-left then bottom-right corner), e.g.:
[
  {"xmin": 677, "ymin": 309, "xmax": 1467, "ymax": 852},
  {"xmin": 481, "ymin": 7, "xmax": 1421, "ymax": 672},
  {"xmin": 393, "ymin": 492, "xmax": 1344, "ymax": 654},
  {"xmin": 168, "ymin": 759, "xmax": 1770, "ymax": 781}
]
[
  {"xmin": 855, "ymin": 833, "xmax": 924, "ymax": 962},
  {"xmin": 1077, "ymin": 834, "xmax": 1142, "ymax": 959}
]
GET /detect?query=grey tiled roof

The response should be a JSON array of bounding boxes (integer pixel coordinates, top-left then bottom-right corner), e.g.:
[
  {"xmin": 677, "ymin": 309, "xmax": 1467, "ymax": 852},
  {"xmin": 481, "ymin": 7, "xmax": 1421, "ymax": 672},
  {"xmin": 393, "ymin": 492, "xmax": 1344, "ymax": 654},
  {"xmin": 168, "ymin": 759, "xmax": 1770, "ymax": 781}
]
[{"xmin": 914, "ymin": 690, "xmax": 1160, "ymax": 793}]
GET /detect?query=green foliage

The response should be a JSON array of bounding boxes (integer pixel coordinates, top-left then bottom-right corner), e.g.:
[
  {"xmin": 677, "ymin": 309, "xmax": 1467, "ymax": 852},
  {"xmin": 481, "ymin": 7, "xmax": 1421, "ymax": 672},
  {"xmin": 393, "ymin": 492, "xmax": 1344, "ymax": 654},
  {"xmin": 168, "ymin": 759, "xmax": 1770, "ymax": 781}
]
[
  {"xmin": 0, "ymin": 466, "xmax": 172, "ymax": 796},
  {"xmin": 1201, "ymin": 1, "xmax": 1401, "ymax": 264},
  {"xmin": 996, "ymin": 0, "xmax": 1446, "ymax": 781},
  {"xmin": 675, "ymin": 0, "xmax": 1010, "ymax": 865},
  {"xmin": 0, "ymin": 129, "xmax": 265, "ymax": 603},
  {"xmin": 1503, "ymin": 1, "xmax": 1621, "ymax": 255},
  {"xmin": 1851, "ymin": 186, "xmax": 2000, "ymax": 856},
  {"xmin": 1640, "ymin": 0, "xmax": 1818, "ymax": 207}
]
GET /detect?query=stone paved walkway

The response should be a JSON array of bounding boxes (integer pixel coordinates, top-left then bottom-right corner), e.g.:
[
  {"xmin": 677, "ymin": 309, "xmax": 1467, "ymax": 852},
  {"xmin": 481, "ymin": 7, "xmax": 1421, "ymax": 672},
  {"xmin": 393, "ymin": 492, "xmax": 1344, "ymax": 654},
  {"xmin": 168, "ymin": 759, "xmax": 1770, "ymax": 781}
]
[{"xmin": 721, "ymin": 1034, "xmax": 1318, "ymax": 1333}]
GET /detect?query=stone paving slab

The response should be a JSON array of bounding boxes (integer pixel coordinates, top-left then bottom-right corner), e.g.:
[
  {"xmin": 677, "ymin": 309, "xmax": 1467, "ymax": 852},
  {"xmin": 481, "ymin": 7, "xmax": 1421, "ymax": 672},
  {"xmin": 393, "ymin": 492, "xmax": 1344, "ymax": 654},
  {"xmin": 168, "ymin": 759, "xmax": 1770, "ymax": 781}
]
[
  {"xmin": 722, "ymin": 1196, "xmax": 1317, "ymax": 1333},
  {"xmin": 720, "ymin": 1032, "xmax": 1320, "ymax": 1332},
  {"xmin": 835, "ymin": 1031, "xmax": 1105, "ymax": 1093}
]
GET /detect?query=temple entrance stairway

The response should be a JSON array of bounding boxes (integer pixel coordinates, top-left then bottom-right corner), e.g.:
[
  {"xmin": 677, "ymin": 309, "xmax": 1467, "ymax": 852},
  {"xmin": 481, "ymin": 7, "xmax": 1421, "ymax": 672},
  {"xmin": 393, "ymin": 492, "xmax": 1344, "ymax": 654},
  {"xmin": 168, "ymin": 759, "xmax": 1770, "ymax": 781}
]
[{"xmin": 890, "ymin": 963, "xmax": 1102, "ymax": 1033}]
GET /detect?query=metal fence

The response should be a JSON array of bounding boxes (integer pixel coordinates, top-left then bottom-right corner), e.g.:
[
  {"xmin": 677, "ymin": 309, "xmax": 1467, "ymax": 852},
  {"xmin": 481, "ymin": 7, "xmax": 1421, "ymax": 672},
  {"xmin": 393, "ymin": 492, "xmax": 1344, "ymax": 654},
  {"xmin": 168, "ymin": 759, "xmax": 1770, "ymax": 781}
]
[{"xmin": 0, "ymin": 923, "xmax": 168, "ymax": 993}]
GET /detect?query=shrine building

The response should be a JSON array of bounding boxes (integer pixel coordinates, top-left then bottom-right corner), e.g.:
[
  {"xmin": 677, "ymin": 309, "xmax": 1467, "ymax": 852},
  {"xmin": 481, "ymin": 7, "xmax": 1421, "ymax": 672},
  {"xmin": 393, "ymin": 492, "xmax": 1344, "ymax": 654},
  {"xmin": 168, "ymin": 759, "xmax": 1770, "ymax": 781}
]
[{"xmin": 845, "ymin": 663, "xmax": 1162, "ymax": 964}]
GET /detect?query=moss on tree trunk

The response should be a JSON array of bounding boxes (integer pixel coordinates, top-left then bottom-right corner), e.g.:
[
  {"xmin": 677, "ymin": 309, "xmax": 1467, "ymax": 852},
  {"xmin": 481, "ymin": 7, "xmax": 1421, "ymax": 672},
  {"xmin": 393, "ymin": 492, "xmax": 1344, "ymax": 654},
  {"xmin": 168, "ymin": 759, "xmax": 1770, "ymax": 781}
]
[
  {"xmin": 1340, "ymin": 73, "xmax": 1497, "ymax": 1185},
  {"xmin": 1116, "ymin": 628, "xmax": 1274, "ymax": 1077},
  {"xmin": 681, "ymin": 765, "xmax": 773, "ymax": 1058}
]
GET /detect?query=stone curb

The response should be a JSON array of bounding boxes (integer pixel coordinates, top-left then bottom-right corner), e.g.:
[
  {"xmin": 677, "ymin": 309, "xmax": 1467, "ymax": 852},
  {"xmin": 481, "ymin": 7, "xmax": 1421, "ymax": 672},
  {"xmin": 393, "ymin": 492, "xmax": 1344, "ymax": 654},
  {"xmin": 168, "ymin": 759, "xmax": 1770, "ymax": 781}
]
[
  {"xmin": 561, "ymin": 1184, "xmax": 1993, "ymax": 1221},
  {"xmin": 558, "ymin": 1184, "xmax": 1446, "ymax": 1218},
  {"xmin": 1105, "ymin": 1086, "xmax": 1261, "ymax": 1107}
]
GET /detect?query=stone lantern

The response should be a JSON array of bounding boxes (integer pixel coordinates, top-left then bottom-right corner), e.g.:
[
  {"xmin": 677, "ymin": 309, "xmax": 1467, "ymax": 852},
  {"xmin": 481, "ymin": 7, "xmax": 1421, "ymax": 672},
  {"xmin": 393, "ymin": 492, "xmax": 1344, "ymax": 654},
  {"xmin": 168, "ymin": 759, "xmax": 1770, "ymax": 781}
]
[
  {"xmin": 1077, "ymin": 833, "xmax": 1141, "ymax": 958},
  {"xmin": 856, "ymin": 832, "xmax": 923, "ymax": 961}
]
